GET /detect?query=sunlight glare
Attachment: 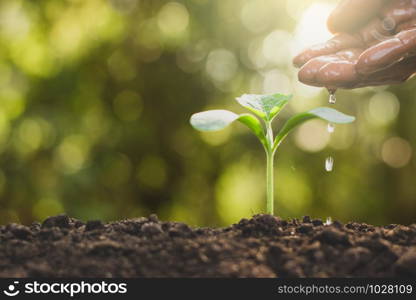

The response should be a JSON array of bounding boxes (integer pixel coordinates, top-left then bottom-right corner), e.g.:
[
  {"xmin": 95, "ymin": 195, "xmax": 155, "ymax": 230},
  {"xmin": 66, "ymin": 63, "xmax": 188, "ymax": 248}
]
[{"xmin": 292, "ymin": 3, "xmax": 335, "ymax": 55}]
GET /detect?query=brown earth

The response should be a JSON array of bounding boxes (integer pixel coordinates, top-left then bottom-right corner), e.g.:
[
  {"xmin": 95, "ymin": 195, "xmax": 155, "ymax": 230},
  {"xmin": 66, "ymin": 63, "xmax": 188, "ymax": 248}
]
[{"xmin": 0, "ymin": 214, "xmax": 415, "ymax": 277}]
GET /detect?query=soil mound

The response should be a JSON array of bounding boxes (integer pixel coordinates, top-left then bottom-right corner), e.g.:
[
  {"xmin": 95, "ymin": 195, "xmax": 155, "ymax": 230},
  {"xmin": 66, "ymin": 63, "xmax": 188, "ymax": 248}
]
[{"xmin": 1, "ymin": 214, "xmax": 415, "ymax": 277}]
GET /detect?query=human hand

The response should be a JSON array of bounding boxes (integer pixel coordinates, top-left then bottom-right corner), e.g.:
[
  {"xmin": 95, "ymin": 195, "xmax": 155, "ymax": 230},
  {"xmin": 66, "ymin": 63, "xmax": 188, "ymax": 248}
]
[{"xmin": 293, "ymin": 0, "xmax": 416, "ymax": 89}]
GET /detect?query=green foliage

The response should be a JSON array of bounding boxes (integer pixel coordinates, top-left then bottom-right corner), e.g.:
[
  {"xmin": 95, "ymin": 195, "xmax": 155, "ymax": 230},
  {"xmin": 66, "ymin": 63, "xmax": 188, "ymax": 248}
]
[
  {"xmin": 191, "ymin": 94, "xmax": 355, "ymax": 215},
  {"xmin": 274, "ymin": 107, "xmax": 356, "ymax": 150},
  {"xmin": 235, "ymin": 93, "xmax": 292, "ymax": 121},
  {"xmin": 190, "ymin": 110, "xmax": 266, "ymax": 146}
]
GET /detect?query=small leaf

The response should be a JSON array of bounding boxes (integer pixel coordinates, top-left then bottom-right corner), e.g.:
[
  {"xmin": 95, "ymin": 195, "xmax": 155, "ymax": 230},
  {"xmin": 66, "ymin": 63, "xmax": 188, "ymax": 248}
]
[
  {"xmin": 273, "ymin": 107, "xmax": 355, "ymax": 150},
  {"xmin": 236, "ymin": 93, "xmax": 292, "ymax": 121},
  {"xmin": 190, "ymin": 110, "xmax": 267, "ymax": 146},
  {"xmin": 237, "ymin": 114, "xmax": 268, "ymax": 146},
  {"xmin": 190, "ymin": 110, "xmax": 238, "ymax": 131},
  {"xmin": 308, "ymin": 107, "xmax": 356, "ymax": 124}
]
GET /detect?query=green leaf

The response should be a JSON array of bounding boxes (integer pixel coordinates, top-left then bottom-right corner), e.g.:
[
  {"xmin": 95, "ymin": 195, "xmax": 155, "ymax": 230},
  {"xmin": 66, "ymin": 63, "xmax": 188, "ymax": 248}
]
[
  {"xmin": 236, "ymin": 93, "xmax": 292, "ymax": 121},
  {"xmin": 190, "ymin": 110, "xmax": 267, "ymax": 146},
  {"xmin": 273, "ymin": 107, "xmax": 355, "ymax": 151}
]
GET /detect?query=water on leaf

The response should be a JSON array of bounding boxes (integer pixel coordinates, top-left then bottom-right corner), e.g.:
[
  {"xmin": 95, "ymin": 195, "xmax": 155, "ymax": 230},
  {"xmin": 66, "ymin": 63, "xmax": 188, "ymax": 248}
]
[{"xmin": 325, "ymin": 156, "xmax": 334, "ymax": 172}]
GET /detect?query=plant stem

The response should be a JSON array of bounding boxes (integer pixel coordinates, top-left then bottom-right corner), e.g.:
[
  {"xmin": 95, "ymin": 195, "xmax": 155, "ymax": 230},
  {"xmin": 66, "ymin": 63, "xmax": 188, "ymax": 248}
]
[
  {"xmin": 265, "ymin": 121, "xmax": 274, "ymax": 215},
  {"xmin": 266, "ymin": 150, "xmax": 274, "ymax": 215}
]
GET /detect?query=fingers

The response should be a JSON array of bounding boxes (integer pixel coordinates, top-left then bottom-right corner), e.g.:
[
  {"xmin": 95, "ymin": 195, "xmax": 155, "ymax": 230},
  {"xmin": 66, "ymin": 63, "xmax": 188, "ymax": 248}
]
[
  {"xmin": 298, "ymin": 49, "xmax": 362, "ymax": 88},
  {"xmin": 315, "ymin": 60, "xmax": 358, "ymax": 89},
  {"xmin": 359, "ymin": 18, "xmax": 394, "ymax": 46},
  {"xmin": 327, "ymin": 0, "xmax": 387, "ymax": 33},
  {"xmin": 293, "ymin": 1, "xmax": 416, "ymax": 68},
  {"xmin": 293, "ymin": 0, "xmax": 416, "ymax": 89},
  {"xmin": 298, "ymin": 56, "xmax": 339, "ymax": 86},
  {"xmin": 359, "ymin": 1, "xmax": 416, "ymax": 46},
  {"xmin": 357, "ymin": 28, "xmax": 416, "ymax": 74},
  {"xmin": 380, "ymin": 0, "xmax": 416, "ymax": 27},
  {"xmin": 298, "ymin": 54, "xmax": 416, "ymax": 89},
  {"xmin": 396, "ymin": 18, "xmax": 416, "ymax": 31},
  {"xmin": 293, "ymin": 33, "xmax": 363, "ymax": 68},
  {"xmin": 327, "ymin": 0, "xmax": 415, "ymax": 34},
  {"xmin": 356, "ymin": 55, "xmax": 416, "ymax": 87}
]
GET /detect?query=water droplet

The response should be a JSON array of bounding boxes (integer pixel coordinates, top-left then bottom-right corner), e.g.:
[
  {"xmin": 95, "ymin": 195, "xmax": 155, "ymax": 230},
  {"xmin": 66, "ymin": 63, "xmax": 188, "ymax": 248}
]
[
  {"xmin": 325, "ymin": 89, "xmax": 336, "ymax": 173},
  {"xmin": 327, "ymin": 88, "xmax": 337, "ymax": 104},
  {"xmin": 325, "ymin": 216, "xmax": 332, "ymax": 225},
  {"xmin": 325, "ymin": 156, "xmax": 334, "ymax": 172},
  {"xmin": 327, "ymin": 123, "xmax": 335, "ymax": 133},
  {"xmin": 329, "ymin": 93, "xmax": 336, "ymax": 104}
]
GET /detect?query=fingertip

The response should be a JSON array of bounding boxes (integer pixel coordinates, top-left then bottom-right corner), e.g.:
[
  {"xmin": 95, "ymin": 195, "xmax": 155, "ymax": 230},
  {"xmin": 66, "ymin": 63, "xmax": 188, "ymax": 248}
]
[
  {"xmin": 293, "ymin": 48, "xmax": 322, "ymax": 68},
  {"xmin": 293, "ymin": 53, "xmax": 308, "ymax": 68},
  {"xmin": 298, "ymin": 65, "xmax": 317, "ymax": 85},
  {"xmin": 293, "ymin": 40, "xmax": 341, "ymax": 68},
  {"xmin": 297, "ymin": 56, "xmax": 339, "ymax": 86},
  {"xmin": 293, "ymin": 45, "xmax": 326, "ymax": 68}
]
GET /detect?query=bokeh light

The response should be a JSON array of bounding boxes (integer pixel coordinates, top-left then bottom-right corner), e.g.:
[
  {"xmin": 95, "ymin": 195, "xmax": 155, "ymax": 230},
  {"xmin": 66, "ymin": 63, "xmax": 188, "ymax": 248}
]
[
  {"xmin": 294, "ymin": 120, "xmax": 330, "ymax": 153},
  {"xmin": 381, "ymin": 137, "xmax": 412, "ymax": 168},
  {"xmin": 367, "ymin": 92, "xmax": 400, "ymax": 126},
  {"xmin": 206, "ymin": 49, "xmax": 238, "ymax": 82},
  {"xmin": 292, "ymin": 3, "xmax": 334, "ymax": 54},
  {"xmin": 157, "ymin": 2, "xmax": 190, "ymax": 37}
]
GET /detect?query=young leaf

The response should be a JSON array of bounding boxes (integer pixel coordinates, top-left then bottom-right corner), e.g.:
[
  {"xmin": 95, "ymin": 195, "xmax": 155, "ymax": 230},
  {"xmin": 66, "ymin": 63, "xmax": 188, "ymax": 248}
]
[
  {"xmin": 236, "ymin": 93, "xmax": 292, "ymax": 121},
  {"xmin": 190, "ymin": 110, "xmax": 267, "ymax": 146},
  {"xmin": 273, "ymin": 107, "xmax": 355, "ymax": 150}
]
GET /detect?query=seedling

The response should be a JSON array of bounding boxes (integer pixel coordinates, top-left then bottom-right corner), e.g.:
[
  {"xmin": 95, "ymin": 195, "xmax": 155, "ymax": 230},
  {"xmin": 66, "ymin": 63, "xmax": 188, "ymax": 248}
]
[{"xmin": 190, "ymin": 93, "xmax": 355, "ymax": 215}]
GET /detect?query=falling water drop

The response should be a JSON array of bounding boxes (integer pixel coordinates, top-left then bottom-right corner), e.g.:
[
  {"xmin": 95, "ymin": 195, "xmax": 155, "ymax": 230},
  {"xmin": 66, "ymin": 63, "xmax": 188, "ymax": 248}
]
[
  {"xmin": 325, "ymin": 156, "xmax": 334, "ymax": 172},
  {"xmin": 325, "ymin": 89, "xmax": 336, "ymax": 172},
  {"xmin": 327, "ymin": 123, "xmax": 335, "ymax": 133},
  {"xmin": 329, "ymin": 93, "xmax": 336, "ymax": 104},
  {"xmin": 328, "ymin": 89, "xmax": 337, "ymax": 104},
  {"xmin": 325, "ymin": 216, "xmax": 332, "ymax": 226}
]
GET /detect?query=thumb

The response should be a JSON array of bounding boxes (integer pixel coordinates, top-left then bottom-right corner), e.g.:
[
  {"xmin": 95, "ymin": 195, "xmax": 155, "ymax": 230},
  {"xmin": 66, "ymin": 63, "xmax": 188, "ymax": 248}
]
[{"xmin": 327, "ymin": 0, "xmax": 387, "ymax": 33}]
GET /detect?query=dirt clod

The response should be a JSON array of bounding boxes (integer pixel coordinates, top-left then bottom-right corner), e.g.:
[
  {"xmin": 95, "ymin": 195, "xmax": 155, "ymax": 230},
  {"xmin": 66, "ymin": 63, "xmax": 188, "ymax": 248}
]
[
  {"xmin": 42, "ymin": 214, "xmax": 71, "ymax": 229},
  {"xmin": 8, "ymin": 224, "xmax": 32, "ymax": 240},
  {"xmin": 85, "ymin": 220, "xmax": 105, "ymax": 231}
]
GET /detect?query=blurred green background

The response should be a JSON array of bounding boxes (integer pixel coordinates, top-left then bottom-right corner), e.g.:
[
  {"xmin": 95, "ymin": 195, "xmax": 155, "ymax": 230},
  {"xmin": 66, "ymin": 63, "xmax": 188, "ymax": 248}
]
[{"xmin": 0, "ymin": 0, "xmax": 415, "ymax": 226}]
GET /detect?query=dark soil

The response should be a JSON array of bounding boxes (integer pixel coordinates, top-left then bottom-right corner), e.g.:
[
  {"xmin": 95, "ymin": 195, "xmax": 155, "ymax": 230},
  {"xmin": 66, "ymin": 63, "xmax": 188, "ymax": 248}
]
[{"xmin": 0, "ymin": 214, "xmax": 416, "ymax": 277}]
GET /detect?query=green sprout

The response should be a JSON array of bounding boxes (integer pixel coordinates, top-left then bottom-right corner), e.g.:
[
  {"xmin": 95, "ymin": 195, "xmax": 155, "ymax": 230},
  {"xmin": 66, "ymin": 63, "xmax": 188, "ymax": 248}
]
[{"xmin": 190, "ymin": 93, "xmax": 355, "ymax": 215}]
